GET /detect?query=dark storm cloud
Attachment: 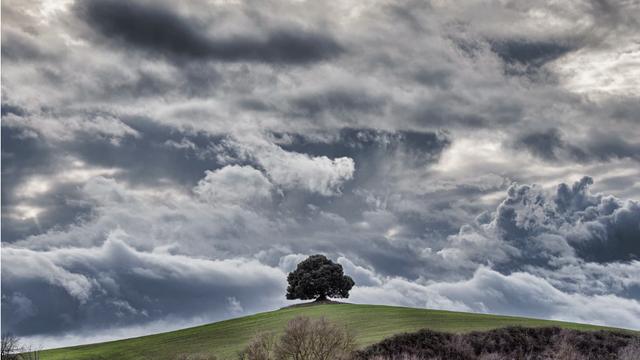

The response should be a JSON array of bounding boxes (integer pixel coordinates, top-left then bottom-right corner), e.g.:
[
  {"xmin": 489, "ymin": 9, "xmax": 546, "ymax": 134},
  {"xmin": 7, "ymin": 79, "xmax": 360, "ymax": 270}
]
[
  {"xmin": 410, "ymin": 97, "xmax": 526, "ymax": 128},
  {"xmin": 413, "ymin": 68, "xmax": 452, "ymax": 89},
  {"xmin": 0, "ymin": 126, "xmax": 87, "ymax": 242},
  {"xmin": 1, "ymin": 182, "xmax": 94, "ymax": 245},
  {"xmin": 514, "ymin": 128, "xmax": 587, "ymax": 161},
  {"xmin": 487, "ymin": 40, "xmax": 578, "ymax": 79},
  {"xmin": 412, "ymin": 106, "xmax": 486, "ymax": 128},
  {"xmin": 445, "ymin": 177, "xmax": 640, "ymax": 269},
  {"xmin": 490, "ymin": 40, "xmax": 575, "ymax": 68},
  {"xmin": 68, "ymin": 117, "xmax": 230, "ymax": 187},
  {"xmin": 1, "ymin": 28, "xmax": 54, "ymax": 61},
  {"xmin": 583, "ymin": 133, "xmax": 640, "ymax": 162},
  {"xmin": 515, "ymin": 129, "xmax": 640, "ymax": 163},
  {"xmin": 0, "ymin": 117, "xmax": 235, "ymax": 243},
  {"xmin": 276, "ymin": 128, "xmax": 450, "ymax": 197},
  {"xmin": 1, "ymin": 233, "xmax": 286, "ymax": 336},
  {"xmin": 93, "ymin": 68, "xmax": 185, "ymax": 100},
  {"xmin": 271, "ymin": 128, "xmax": 460, "ymax": 249},
  {"xmin": 515, "ymin": 128, "xmax": 565, "ymax": 160},
  {"xmin": 1, "ymin": 103, "xmax": 26, "ymax": 117},
  {"xmin": 555, "ymin": 177, "xmax": 640, "ymax": 263},
  {"xmin": 287, "ymin": 89, "xmax": 386, "ymax": 121},
  {"xmin": 276, "ymin": 128, "xmax": 450, "ymax": 160},
  {"xmin": 75, "ymin": 0, "xmax": 344, "ymax": 64},
  {"xmin": 586, "ymin": 0, "xmax": 640, "ymax": 31},
  {"xmin": 81, "ymin": 61, "xmax": 221, "ymax": 102}
]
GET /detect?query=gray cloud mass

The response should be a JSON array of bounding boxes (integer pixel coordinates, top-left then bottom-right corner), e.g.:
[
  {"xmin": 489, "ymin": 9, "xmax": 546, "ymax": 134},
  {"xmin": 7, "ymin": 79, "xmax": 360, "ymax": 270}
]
[
  {"xmin": 1, "ymin": 0, "xmax": 639, "ymax": 348},
  {"xmin": 75, "ymin": 0, "xmax": 344, "ymax": 64}
]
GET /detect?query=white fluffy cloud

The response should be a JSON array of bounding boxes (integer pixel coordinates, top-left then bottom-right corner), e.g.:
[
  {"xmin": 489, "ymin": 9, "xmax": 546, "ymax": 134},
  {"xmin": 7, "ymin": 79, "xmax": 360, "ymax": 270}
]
[
  {"xmin": 229, "ymin": 138, "xmax": 356, "ymax": 196},
  {"xmin": 194, "ymin": 165, "xmax": 274, "ymax": 205},
  {"xmin": 259, "ymin": 150, "xmax": 355, "ymax": 196}
]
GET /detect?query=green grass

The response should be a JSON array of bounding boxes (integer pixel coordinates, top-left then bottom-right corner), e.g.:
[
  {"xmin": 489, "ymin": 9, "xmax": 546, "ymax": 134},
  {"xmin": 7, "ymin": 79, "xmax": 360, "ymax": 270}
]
[{"xmin": 40, "ymin": 303, "xmax": 634, "ymax": 360}]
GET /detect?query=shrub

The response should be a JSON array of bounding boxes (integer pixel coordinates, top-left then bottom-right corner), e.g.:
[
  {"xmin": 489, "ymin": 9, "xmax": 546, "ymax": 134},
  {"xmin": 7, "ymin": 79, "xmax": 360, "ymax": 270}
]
[
  {"xmin": 353, "ymin": 326, "xmax": 639, "ymax": 360},
  {"xmin": 238, "ymin": 332, "xmax": 277, "ymax": 360},
  {"xmin": 240, "ymin": 316, "xmax": 356, "ymax": 360},
  {"xmin": 617, "ymin": 338, "xmax": 640, "ymax": 360},
  {"xmin": 275, "ymin": 316, "xmax": 356, "ymax": 360},
  {"xmin": 1, "ymin": 333, "xmax": 40, "ymax": 360}
]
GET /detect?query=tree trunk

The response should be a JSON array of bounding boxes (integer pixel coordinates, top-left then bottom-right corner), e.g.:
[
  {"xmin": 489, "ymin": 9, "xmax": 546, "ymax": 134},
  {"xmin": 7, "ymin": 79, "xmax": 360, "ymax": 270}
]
[{"xmin": 315, "ymin": 294, "xmax": 327, "ymax": 302}]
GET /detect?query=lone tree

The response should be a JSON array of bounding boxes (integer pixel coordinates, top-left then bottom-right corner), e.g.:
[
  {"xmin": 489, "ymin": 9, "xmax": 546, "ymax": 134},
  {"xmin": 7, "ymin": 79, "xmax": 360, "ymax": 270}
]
[{"xmin": 286, "ymin": 255, "xmax": 355, "ymax": 302}]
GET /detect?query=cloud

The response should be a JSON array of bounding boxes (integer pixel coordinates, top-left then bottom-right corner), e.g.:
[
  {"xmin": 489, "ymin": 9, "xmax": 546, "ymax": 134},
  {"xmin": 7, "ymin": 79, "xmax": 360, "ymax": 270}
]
[
  {"xmin": 515, "ymin": 128, "xmax": 571, "ymax": 161},
  {"xmin": 351, "ymin": 266, "xmax": 640, "ymax": 330},
  {"xmin": 514, "ymin": 128, "xmax": 640, "ymax": 163},
  {"xmin": 437, "ymin": 177, "xmax": 640, "ymax": 270},
  {"xmin": 287, "ymin": 88, "xmax": 387, "ymax": 122},
  {"xmin": 490, "ymin": 40, "xmax": 575, "ymax": 67},
  {"xmin": 2, "ymin": 0, "xmax": 640, "ymax": 347},
  {"xmin": 278, "ymin": 254, "xmax": 309, "ymax": 273},
  {"xmin": 194, "ymin": 165, "xmax": 274, "ymax": 206},
  {"xmin": 229, "ymin": 138, "xmax": 356, "ymax": 196},
  {"xmin": 259, "ymin": 151, "xmax": 354, "ymax": 196},
  {"xmin": 337, "ymin": 257, "xmax": 382, "ymax": 287},
  {"xmin": 2, "ymin": 111, "xmax": 140, "ymax": 143},
  {"xmin": 75, "ymin": 0, "xmax": 344, "ymax": 64},
  {"xmin": 4, "ymin": 174, "xmax": 640, "ymax": 344},
  {"xmin": 1, "ymin": 230, "xmax": 287, "ymax": 336},
  {"xmin": 1, "ymin": 27, "xmax": 57, "ymax": 61}
]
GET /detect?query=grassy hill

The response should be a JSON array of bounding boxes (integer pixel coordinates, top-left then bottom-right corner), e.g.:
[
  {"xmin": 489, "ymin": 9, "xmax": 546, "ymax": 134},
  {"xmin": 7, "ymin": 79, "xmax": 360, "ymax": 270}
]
[{"xmin": 40, "ymin": 303, "xmax": 632, "ymax": 360}]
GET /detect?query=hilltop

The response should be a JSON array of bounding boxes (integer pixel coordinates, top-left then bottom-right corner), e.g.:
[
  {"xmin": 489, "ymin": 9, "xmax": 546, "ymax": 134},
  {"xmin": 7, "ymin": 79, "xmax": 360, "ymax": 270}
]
[{"xmin": 39, "ymin": 303, "xmax": 632, "ymax": 360}]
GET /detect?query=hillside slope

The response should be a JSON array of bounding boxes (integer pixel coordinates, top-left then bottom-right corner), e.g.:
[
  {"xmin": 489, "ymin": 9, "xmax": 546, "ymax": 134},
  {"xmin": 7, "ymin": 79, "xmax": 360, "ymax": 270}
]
[{"xmin": 40, "ymin": 304, "xmax": 630, "ymax": 360}]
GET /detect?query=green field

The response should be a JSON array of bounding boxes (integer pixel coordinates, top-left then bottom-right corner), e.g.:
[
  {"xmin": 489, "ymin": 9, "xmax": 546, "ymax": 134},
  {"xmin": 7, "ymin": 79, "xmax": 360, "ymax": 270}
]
[{"xmin": 40, "ymin": 303, "xmax": 632, "ymax": 360}]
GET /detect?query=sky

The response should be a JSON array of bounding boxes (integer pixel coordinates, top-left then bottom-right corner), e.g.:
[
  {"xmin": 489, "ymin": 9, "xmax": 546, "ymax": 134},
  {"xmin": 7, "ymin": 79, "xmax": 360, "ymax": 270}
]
[{"xmin": 1, "ymin": 0, "xmax": 640, "ymax": 349}]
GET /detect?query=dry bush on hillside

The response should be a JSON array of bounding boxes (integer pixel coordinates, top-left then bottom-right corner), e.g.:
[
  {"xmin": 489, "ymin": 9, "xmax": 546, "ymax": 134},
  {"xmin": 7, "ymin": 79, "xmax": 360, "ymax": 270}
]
[
  {"xmin": 240, "ymin": 316, "xmax": 356, "ymax": 360},
  {"xmin": 1, "ymin": 334, "xmax": 22, "ymax": 360},
  {"xmin": 618, "ymin": 338, "xmax": 640, "ymax": 360},
  {"xmin": 239, "ymin": 332, "xmax": 278, "ymax": 360},
  {"xmin": 363, "ymin": 337, "xmax": 640, "ymax": 360},
  {"xmin": 14, "ymin": 352, "xmax": 40, "ymax": 360},
  {"xmin": 353, "ymin": 326, "xmax": 639, "ymax": 360},
  {"xmin": 549, "ymin": 334, "xmax": 584, "ymax": 360},
  {"xmin": 275, "ymin": 316, "xmax": 356, "ymax": 360},
  {"xmin": 1, "ymin": 334, "xmax": 40, "ymax": 360}
]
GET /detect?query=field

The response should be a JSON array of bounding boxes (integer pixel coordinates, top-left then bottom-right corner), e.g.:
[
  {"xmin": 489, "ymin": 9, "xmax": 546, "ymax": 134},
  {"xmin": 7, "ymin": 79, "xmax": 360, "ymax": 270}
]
[{"xmin": 40, "ymin": 303, "xmax": 631, "ymax": 360}]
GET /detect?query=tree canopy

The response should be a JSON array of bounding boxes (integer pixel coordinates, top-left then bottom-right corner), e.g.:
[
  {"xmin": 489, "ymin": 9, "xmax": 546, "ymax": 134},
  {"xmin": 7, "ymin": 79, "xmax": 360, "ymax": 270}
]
[{"xmin": 286, "ymin": 254, "xmax": 355, "ymax": 301}]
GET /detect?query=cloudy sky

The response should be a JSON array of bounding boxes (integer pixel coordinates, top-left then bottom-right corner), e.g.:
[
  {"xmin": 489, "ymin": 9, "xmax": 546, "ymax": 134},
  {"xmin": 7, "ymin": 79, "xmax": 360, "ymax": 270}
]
[{"xmin": 2, "ymin": 0, "xmax": 640, "ymax": 348}]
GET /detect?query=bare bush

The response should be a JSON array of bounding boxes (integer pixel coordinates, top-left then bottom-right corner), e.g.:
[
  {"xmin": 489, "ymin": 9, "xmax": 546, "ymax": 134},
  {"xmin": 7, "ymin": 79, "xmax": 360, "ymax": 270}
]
[
  {"xmin": 240, "ymin": 316, "xmax": 356, "ymax": 360},
  {"xmin": 1, "ymin": 334, "xmax": 21, "ymax": 360},
  {"xmin": 276, "ymin": 316, "xmax": 356, "ymax": 360},
  {"xmin": 618, "ymin": 339, "xmax": 640, "ymax": 360},
  {"xmin": 447, "ymin": 334, "xmax": 473, "ymax": 358},
  {"xmin": 550, "ymin": 337, "xmax": 585, "ymax": 360},
  {"xmin": 354, "ymin": 326, "xmax": 638, "ymax": 360},
  {"xmin": 1, "ymin": 334, "xmax": 40, "ymax": 360},
  {"xmin": 239, "ymin": 332, "xmax": 277, "ymax": 360},
  {"xmin": 15, "ymin": 352, "xmax": 40, "ymax": 360}
]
